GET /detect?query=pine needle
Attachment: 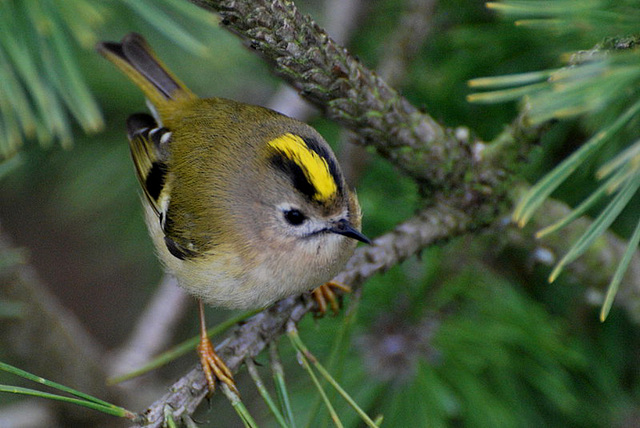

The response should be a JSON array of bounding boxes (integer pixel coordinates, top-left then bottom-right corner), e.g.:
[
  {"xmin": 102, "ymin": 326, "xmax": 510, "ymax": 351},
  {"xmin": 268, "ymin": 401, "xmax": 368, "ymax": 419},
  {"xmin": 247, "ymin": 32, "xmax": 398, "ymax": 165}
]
[
  {"xmin": 0, "ymin": 362, "xmax": 136, "ymax": 420},
  {"xmin": 468, "ymin": 69, "xmax": 554, "ymax": 89},
  {"xmin": 287, "ymin": 324, "xmax": 343, "ymax": 428},
  {"xmin": 246, "ymin": 358, "xmax": 290, "ymax": 428},
  {"xmin": 549, "ymin": 176, "xmax": 640, "ymax": 283},
  {"xmin": 163, "ymin": 406, "xmax": 179, "ymax": 428},
  {"xmin": 121, "ymin": 0, "xmax": 208, "ymax": 56},
  {"xmin": 600, "ymin": 195, "xmax": 640, "ymax": 321},
  {"xmin": 514, "ymin": 99, "xmax": 640, "ymax": 227},
  {"xmin": 306, "ymin": 293, "xmax": 362, "ymax": 427},
  {"xmin": 270, "ymin": 343, "xmax": 297, "ymax": 428},
  {"xmin": 535, "ymin": 166, "xmax": 628, "ymax": 238},
  {"xmin": 467, "ymin": 82, "xmax": 547, "ymax": 104},
  {"xmin": 597, "ymin": 140, "xmax": 640, "ymax": 179},
  {"xmin": 0, "ymin": 385, "xmax": 135, "ymax": 419},
  {"xmin": 221, "ymin": 383, "xmax": 259, "ymax": 428},
  {"xmin": 287, "ymin": 324, "xmax": 379, "ymax": 428}
]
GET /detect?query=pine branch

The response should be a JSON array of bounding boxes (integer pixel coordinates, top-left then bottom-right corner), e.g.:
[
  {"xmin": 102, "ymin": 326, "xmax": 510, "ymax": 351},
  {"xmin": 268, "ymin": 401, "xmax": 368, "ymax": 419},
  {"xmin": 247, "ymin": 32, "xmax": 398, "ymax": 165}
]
[{"xmin": 266, "ymin": 0, "xmax": 365, "ymax": 120}]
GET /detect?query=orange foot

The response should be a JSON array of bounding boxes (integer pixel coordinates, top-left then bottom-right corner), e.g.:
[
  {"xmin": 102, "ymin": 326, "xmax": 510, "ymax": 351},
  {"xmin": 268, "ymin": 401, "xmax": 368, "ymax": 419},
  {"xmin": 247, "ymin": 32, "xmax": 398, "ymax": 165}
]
[
  {"xmin": 197, "ymin": 334, "xmax": 237, "ymax": 395},
  {"xmin": 197, "ymin": 300, "xmax": 237, "ymax": 395},
  {"xmin": 311, "ymin": 281, "xmax": 352, "ymax": 316}
]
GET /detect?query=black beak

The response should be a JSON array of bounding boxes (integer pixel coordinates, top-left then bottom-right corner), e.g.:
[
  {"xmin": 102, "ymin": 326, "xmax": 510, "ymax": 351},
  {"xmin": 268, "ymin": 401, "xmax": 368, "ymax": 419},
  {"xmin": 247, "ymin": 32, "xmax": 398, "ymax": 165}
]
[{"xmin": 329, "ymin": 219, "xmax": 372, "ymax": 245}]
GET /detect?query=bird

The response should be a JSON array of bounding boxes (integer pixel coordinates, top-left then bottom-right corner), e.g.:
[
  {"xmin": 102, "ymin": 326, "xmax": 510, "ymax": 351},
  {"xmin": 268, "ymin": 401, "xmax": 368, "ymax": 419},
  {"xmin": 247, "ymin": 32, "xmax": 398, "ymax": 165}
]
[{"xmin": 96, "ymin": 33, "xmax": 369, "ymax": 393}]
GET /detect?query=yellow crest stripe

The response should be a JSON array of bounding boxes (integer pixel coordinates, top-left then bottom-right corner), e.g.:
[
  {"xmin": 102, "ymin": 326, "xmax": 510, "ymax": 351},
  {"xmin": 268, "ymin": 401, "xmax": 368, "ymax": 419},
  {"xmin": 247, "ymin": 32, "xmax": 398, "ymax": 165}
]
[{"xmin": 268, "ymin": 133, "xmax": 338, "ymax": 201}]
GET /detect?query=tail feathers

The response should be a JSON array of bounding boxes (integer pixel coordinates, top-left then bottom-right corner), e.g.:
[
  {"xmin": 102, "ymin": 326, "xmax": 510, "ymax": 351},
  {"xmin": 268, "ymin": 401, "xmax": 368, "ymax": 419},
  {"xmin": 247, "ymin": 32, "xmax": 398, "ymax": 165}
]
[{"xmin": 97, "ymin": 33, "xmax": 195, "ymax": 108}]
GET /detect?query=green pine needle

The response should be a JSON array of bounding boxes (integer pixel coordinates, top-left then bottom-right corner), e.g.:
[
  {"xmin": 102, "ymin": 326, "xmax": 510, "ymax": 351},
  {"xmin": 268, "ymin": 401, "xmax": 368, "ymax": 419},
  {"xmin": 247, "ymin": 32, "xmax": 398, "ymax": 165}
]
[
  {"xmin": 467, "ymin": 82, "xmax": 547, "ymax": 104},
  {"xmin": 0, "ymin": 362, "xmax": 136, "ymax": 420},
  {"xmin": 221, "ymin": 383, "xmax": 259, "ymax": 428},
  {"xmin": 0, "ymin": 385, "xmax": 134, "ymax": 419},
  {"xmin": 246, "ymin": 358, "xmax": 290, "ymax": 428},
  {"xmin": 514, "ymin": 99, "xmax": 640, "ymax": 227},
  {"xmin": 549, "ymin": 175, "xmax": 640, "ymax": 283},
  {"xmin": 1, "ymin": 362, "xmax": 112, "ymax": 408},
  {"xmin": 535, "ymin": 166, "xmax": 628, "ymax": 239},
  {"xmin": 287, "ymin": 325, "xmax": 380, "ymax": 428},
  {"xmin": 270, "ymin": 343, "xmax": 297, "ymax": 428},
  {"xmin": 600, "ymin": 216, "xmax": 640, "ymax": 321},
  {"xmin": 475, "ymin": 4, "xmax": 640, "ymax": 321},
  {"xmin": 468, "ymin": 69, "xmax": 554, "ymax": 89},
  {"xmin": 486, "ymin": 1, "xmax": 601, "ymax": 17},
  {"xmin": 288, "ymin": 328, "xmax": 344, "ymax": 428},
  {"xmin": 156, "ymin": 0, "xmax": 219, "ymax": 25},
  {"xmin": 598, "ymin": 139, "xmax": 640, "ymax": 179},
  {"xmin": 0, "ymin": 0, "xmax": 214, "ymax": 156},
  {"xmin": 515, "ymin": 18, "xmax": 569, "ymax": 29},
  {"xmin": 164, "ymin": 405, "xmax": 179, "ymax": 428},
  {"xmin": 121, "ymin": 0, "xmax": 209, "ymax": 56},
  {"xmin": 305, "ymin": 295, "xmax": 362, "ymax": 427},
  {"xmin": 487, "ymin": 0, "xmax": 640, "ymax": 37}
]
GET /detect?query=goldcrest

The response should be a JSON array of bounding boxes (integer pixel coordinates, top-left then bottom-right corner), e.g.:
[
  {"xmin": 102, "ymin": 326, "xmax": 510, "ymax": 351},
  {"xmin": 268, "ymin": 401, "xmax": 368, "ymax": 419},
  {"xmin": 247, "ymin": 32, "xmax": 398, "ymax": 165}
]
[{"xmin": 96, "ymin": 33, "xmax": 369, "ymax": 311}]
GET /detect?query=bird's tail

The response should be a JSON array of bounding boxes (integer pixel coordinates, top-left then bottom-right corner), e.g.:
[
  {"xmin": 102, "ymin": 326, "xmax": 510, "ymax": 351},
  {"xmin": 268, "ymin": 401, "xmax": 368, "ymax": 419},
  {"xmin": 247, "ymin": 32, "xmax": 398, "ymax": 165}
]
[{"xmin": 96, "ymin": 33, "xmax": 196, "ymax": 110}]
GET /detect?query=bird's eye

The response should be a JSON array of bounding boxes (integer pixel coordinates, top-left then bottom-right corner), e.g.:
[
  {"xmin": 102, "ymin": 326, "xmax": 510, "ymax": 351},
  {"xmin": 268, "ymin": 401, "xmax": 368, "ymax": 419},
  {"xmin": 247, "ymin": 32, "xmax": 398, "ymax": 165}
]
[{"xmin": 284, "ymin": 209, "xmax": 306, "ymax": 226}]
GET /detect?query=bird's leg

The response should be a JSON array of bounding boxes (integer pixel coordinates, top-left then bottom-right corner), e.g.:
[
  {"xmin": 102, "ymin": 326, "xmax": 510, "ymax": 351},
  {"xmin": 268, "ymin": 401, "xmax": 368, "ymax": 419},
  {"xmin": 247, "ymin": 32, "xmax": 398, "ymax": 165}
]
[
  {"xmin": 196, "ymin": 300, "xmax": 237, "ymax": 395},
  {"xmin": 311, "ymin": 281, "xmax": 352, "ymax": 316}
]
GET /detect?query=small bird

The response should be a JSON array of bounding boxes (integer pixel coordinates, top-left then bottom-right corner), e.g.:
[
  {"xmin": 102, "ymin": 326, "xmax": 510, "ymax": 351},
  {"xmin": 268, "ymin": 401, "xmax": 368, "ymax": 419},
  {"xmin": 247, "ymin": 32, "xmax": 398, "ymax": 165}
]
[{"xmin": 96, "ymin": 33, "xmax": 369, "ymax": 393}]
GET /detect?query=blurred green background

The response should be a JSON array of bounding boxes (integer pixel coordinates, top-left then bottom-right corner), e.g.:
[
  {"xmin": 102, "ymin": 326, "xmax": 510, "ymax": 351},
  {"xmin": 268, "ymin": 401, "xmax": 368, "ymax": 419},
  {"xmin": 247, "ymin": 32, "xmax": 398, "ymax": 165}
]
[{"xmin": 1, "ymin": 0, "xmax": 640, "ymax": 427}]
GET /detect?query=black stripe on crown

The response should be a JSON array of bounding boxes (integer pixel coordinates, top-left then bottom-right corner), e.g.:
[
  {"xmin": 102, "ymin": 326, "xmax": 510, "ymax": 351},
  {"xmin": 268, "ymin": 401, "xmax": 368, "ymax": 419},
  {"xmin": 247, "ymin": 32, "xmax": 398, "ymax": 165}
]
[
  {"xmin": 269, "ymin": 154, "xmax": 318, "ymax": 201},
  {"xmin": 269, "ymin": 136, "xmax": 344, "ymax": 202}
]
